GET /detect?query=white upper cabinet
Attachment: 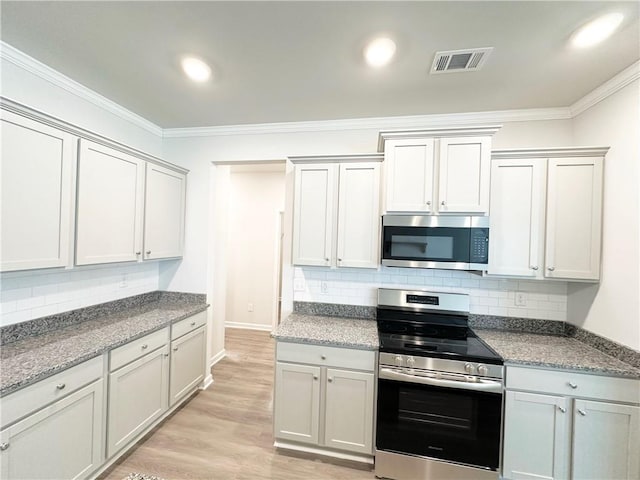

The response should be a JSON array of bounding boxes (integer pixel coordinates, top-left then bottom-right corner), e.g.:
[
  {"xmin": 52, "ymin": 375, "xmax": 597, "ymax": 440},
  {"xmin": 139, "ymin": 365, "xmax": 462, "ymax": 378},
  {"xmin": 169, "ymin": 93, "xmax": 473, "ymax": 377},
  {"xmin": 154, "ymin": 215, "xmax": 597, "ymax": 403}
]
[
  {"xmin": 379, "ymin": 126, "xmax": 499, "ymax": 215},
  {"xmin": 1, "ymin": 110, "xmax": 77, "ymax": 272},
  {"xmin": 292, "ymin": 155, "xmax": 382, "ymax": 269},
  {"xmin": 438, "ymin": 136, "xmax": 491, "ymax": 213},
  {"xmin": 545, "ymin": 157, "xmax": 603, "ymax": 280},
  {"xmin": 144, "ymin": 163, "xmax": 186, "ymax": 260},
  {"xmin": 76, "ymin": 139, "xmax": 145, "ymax": 266},
  {"xmin": 488, "ymin": 148, "xmax": 606, "ymax": 281}
]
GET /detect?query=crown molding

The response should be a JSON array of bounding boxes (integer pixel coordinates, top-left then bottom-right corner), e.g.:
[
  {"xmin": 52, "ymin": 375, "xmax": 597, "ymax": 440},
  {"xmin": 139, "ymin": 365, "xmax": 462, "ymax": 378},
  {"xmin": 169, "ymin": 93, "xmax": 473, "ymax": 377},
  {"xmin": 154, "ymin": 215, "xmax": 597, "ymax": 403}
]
[
  {"xmin": 163, "ymin": 108, "xmax": 571, "ymax": 138},
  {"xmin": 570, "ymin": 60, "xmax": 640, "ymax": 117},
  {"xmin": 0, "ymin": 41, "xmax": 163, "ymax": 137},
  {"xmin": 492, "ymin": 146, "xmax": 610, "ymax": 159}
]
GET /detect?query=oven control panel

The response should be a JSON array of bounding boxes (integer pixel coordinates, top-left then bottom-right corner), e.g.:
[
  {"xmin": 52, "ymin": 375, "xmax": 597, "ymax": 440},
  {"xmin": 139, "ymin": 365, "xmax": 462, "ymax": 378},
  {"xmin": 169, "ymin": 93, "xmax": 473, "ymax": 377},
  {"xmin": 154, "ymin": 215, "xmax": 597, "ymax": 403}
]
[{"xmin": 380, "ymin": 352, "xmax": 503, "ymax": 380}]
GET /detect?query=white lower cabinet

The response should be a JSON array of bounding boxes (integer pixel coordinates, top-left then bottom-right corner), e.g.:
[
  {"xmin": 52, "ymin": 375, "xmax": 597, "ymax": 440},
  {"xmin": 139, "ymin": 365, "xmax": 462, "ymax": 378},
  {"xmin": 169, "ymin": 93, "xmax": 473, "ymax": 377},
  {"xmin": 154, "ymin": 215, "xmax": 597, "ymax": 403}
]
[
  {"xmin": 273, "ymin": 342, "xmax": 376, "ymax": 459},
  {"xmin": 169, "ymin": 326, "xmax": 206, "ymax": 406},
  {"xmin": 0, "ymin": 375, "xmax": 104, "ymax": 480},
  {"xmin": 503, "ymin": 366, "xmax": 640, "ymax": 480}
]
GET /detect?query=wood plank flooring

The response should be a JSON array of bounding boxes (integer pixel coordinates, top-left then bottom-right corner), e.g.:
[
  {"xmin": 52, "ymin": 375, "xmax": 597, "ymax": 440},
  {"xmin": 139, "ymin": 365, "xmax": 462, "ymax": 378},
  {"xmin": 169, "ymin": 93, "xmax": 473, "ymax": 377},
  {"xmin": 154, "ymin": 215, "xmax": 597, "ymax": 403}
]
[{"xmin": 100, "ymin": 328, "xmax": 376, "ymax": 480}]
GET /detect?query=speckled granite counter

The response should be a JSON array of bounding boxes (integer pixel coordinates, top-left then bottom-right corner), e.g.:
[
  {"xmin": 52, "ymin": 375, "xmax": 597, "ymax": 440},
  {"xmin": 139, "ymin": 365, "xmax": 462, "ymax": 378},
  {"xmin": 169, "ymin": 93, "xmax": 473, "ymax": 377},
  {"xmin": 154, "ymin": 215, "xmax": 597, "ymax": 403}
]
[
  {"xmin": 0, "ymin": 292, "xmax": 208, "ymax": 397},
  {"xmin": 475, "ymin": 329, "xmax": 640, "ymax": 378},
  {"xmin": 272, "ymin": 313, "xmax": 378, "ymax": 350}
]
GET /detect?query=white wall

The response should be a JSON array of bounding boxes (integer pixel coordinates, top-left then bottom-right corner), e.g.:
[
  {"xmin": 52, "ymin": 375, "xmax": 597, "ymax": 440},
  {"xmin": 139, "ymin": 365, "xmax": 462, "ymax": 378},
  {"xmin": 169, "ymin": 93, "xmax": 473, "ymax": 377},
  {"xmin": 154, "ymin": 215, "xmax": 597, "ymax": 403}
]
[
  {"xmin": 568, "ymin": 79, "xmax": 640, "ymax": 350},
  {"xmin": 225, "ymin": 169, "xmax": 285, "ymax": 329},
  {"xmin": 0, "ymin": 262, "xmax": 159, "ymax": 326}
]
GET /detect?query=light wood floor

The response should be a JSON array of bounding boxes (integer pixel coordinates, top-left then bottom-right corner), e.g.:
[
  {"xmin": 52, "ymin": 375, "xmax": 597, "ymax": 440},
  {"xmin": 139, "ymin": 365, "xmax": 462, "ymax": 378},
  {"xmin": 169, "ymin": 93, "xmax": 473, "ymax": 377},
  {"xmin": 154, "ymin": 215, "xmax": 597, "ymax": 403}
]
[{"xmin": 100, "ymin": 328, "xmax": 377, "ymax": 480}]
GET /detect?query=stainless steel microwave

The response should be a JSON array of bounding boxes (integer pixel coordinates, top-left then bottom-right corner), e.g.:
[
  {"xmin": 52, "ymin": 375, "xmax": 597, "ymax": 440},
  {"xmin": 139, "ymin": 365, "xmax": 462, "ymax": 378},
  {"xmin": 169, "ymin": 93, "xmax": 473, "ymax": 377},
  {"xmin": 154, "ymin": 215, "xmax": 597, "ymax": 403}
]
[{"xmin": 381, "ymin": 215, "xmax": 489, "ymax": 271}]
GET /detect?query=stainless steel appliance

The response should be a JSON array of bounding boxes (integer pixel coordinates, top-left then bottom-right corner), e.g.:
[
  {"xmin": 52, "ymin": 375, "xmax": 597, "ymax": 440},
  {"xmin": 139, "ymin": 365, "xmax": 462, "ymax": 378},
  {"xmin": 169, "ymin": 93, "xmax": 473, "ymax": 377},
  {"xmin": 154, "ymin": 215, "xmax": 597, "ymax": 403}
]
[
  {"xmin": 381, "ymin": 215, "xmax": 489, "ymax": 271},
  {"xmin": 375, "ymin": 288, "xmax": 504, "ymax": 480}
]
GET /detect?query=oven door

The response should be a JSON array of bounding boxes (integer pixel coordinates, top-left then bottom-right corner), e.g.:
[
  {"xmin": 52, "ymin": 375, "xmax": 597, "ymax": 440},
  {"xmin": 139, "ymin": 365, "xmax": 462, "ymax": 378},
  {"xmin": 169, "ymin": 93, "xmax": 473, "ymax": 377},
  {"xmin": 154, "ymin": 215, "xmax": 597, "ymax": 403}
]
[{"xmin": 376, "ymin": 367, "xmax": 502, "ymax": 470}]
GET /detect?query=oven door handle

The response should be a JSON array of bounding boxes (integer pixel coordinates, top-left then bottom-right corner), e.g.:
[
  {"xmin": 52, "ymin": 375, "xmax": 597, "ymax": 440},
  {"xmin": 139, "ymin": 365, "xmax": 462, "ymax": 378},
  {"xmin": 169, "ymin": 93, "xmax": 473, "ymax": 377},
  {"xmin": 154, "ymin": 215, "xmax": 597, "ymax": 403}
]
[{"xmin": 379, "ymin": 367, "xmax": 503, "ymax": 394}]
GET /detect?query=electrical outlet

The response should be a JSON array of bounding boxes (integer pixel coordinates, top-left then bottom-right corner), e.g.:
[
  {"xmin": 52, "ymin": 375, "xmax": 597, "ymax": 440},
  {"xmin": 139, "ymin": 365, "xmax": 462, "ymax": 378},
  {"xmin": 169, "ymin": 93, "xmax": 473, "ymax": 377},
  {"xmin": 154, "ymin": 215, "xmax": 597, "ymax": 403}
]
[
  {"xmin": 248, "ymin": 303, "xmax": 254, "ymax": 312},
  {"xmin": 321, "ymin": 281, "xmax": 328, "ymax": 294},
  {"xmin": 515, "ymin": 292, "xmax": 527, "ymax": 307},
  {"xmin": 119, "ymin": 274, "xmax": 128, "ymax": 288},
  {"xmin": 293, "ymin": 278, "xmax": 306, "ymax": 292}
]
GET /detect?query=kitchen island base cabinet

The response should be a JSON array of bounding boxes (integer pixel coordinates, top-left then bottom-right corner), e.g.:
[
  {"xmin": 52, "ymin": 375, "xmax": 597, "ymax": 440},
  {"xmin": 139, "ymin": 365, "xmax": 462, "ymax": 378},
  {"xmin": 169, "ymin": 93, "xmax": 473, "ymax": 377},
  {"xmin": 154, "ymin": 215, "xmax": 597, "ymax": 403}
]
[
  {"xmin": 273, "ymin": 342, "xmax": 376, "ymax": 461},
  {"xmin": 0, "ymin": 379, "xmax": 104, "ymax": 480}
]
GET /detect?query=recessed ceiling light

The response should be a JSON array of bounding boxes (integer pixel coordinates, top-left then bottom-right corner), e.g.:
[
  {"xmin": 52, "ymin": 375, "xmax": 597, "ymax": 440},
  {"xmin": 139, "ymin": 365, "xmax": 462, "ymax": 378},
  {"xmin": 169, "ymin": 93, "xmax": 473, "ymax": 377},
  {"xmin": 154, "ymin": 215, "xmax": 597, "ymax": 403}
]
[
  {"xmin": 571, "ymin": 12, "xmax": 624, "ymax": 48},
  {"xmin": 364, "ymin": 37, "xmax": 396, "ymax": 68},
  {"xmin": 181, "ymin": 56, "xmax": 212, "ymax": 82}
]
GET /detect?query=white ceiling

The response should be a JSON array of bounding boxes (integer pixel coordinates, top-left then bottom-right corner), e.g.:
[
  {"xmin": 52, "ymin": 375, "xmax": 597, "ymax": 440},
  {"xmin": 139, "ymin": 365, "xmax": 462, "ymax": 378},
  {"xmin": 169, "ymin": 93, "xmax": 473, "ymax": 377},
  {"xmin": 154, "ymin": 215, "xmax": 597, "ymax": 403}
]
[{"xmin": 1, "ymin": 1, "xmax": 639, "ymax": 129}]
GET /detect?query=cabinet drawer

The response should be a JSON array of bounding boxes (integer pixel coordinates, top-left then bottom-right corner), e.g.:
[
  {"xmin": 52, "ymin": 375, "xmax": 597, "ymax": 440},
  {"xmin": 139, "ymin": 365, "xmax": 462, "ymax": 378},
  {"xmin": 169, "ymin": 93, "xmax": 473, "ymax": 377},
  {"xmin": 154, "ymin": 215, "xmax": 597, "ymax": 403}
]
[
  {"xmin": 276, "ymin": 342, "xmax": 375, "ymax": 372},
  {"xmin": 1, "ymin": 355, "xmax": 103, "ymax": 428},
  {"xmin": 506, "ymin": 366, "xmax": 640, "ymax": 404},
  {"xmin": 171, "ymin": 311, "xmax": 207, "ymax": 341},
  {"xmin": 110, "ymin": 327, "xmax": 169, "ymax": 372}
]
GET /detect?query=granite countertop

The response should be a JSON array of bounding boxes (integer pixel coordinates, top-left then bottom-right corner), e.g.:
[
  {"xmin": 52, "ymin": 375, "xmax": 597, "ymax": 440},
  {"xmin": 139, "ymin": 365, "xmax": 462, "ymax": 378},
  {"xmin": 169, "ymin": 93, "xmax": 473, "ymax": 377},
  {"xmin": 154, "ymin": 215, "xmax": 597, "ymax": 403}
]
[
  {"xmin": 0, "ymin": 294, "xmax": 209, "ymax": 397},
  {"xmin": 475, "ymin": 329, "xmax": 640, "ymax": 379},
  {"xmin": 272, "ymin": 313, "xmax": 378, "ymax": 350}
]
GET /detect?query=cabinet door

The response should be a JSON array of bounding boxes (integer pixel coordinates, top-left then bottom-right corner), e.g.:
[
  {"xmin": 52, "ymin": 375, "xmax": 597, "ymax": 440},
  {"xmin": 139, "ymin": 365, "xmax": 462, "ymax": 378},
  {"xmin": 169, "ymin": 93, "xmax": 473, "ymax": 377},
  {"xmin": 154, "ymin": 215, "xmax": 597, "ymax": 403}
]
[
  {"xmin": 1, "ymin": 111, "xmax": 76, "ymax": 272},
  {"xmin": 336, "ymin": 163, "xmax": 380, "ymax": 269},
  {"xmin": 169, "ymin": 327, "xmax": 206, "ymax": 407},
  {"xmin": 144, "ymin": 163, "xmax": 186, "ymax": 260},
  {"xmin": 76, "ymin": 139, "xmax": 145, "ymax": 265},
  {"xmin": 572, "ymin": 400, "xmax": 639, "ymax": 480},
  {"xmin": 384, "ymin": 138, "xmax": 434, "ymax": 213},
  {"xmin": 323, "ymin": 369, "xmax": 374, "ymax": 454},
  {"xmin": 107, "ymin": 345, "xmax": 169, "ymax": 457},
  {"xmin": 438, "ymin": 136, "xmax": 491, "ymax": 213},
  {"xmin": 292, "ymin": 164, "xmax": 336, "ymax": 266},
  {"xmin": 0, "ymin": 380, "xmax": 104, "ymax": 480},
  {"xmin": 503, "ymin": 391, "xmax": 570, "ymax": 480},
  {"xmin": 488, "ymin": 159, "xmax": 546, "ymax": 277},
  {"xmin": 274, "ymin": 362, "xmax": 321, "ymax": 445},
  {"xmin": 545, "ymin": 157, "xmax": 603, "ymax": 280}
]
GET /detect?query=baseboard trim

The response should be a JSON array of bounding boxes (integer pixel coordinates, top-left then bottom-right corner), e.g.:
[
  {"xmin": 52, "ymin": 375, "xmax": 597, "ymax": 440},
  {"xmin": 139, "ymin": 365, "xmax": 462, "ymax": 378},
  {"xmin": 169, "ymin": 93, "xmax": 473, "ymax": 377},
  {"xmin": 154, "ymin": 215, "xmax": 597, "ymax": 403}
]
[
  {"xmin": 200, "ymin": 373, "xmax": 213, "ymax": 390},
  {"xmin": 274, "ymin": 440, "xmax": 374, "ymax": 465},
  {"xmin": 209, "ymin": 349, "xmax": 226, "ymax": 367},
  {"xmin": 225, "ymin": 321, "xmax": 273, "ymax": 332}
]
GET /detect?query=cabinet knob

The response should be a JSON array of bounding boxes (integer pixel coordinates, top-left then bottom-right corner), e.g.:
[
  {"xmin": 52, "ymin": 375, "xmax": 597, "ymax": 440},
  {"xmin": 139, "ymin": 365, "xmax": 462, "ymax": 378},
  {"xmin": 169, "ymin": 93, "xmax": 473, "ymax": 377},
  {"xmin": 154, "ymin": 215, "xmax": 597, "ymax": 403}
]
[
  {"xmin": 190, "ymin": 321, "xmax": 196, "ymax": 326},
  {"xmin": 173, "ymin": 347, "xmax": 179, "ymax": 352},
  {"xmin": 325, "ymin": 257, "xmax": 329, "ymax": 262},
  {"xmin": 530, "ymin": 266, "xmax": 538, "ymax": 270},
  {"xmin": 141, "ymin": 344, "xmax": 148, "ymax": 349},
  {"xmin": 337, "ymin": 258, "xmax": 342, "ymax": 262},
  {"xmin": 56, "ymin": 383, "xmax": 66, "ymax": 390},
  {"xmin": 426, "ymin": 201, "xmax": 431, "ymax": 206},
  {"xmin": 441, "ymin": 201, "xmax": 446, "ymax": 206},
  {"xmin": 321, "ymin": 355, "xmax": 326, "ymax": 360},
  {"xmin": 0, "ymin": 442, "xmax": 9, "ymax": 451},
  {"xmin": 163, "ymin": 353, "xmax": 169, "ymax": 357},
  {"xmin": 328, "ymin": 378, "xmax": 333, "ymax": 383},
  {"xmin": 146, "ymin": 250, "xmax": 152, "ymax": 255},
  {"xmin": 548, "ymin": 266, "xmax": 555, "ymax": 272},
  {"xmin": 568, "ymin": 381, "xmax": 578, "ymax": 389},
  {"xmin": 136, "ymin": 251, "xmax": 141, "ymax": 256},
  {"xmin": 313, "ymin": 375, "xmax": 318, "ymax": 380},
  {"xmin": 578, "ymin": 409, "xmax": 587, "ymax": 416},
  {"xmin": 557, "ymin": 406, "xmax": 566, "ymax": 413}
]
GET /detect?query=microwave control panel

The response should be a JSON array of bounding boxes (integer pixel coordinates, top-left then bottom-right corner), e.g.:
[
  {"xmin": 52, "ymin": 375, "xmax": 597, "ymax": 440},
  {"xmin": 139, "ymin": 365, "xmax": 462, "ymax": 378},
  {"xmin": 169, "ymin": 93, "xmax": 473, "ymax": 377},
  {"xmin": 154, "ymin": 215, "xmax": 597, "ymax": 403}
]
[{"xmin": 470, "ymin": 228, "xmax": 489, "ymax": 263}]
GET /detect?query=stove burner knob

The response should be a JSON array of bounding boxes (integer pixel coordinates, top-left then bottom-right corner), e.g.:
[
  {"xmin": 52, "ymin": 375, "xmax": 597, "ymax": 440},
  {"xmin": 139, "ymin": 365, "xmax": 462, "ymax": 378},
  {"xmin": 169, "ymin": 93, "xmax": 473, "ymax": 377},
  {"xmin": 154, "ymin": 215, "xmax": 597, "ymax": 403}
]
[
  {"xmin": 464, "ymin": 362, "xmax": 475, "ymax": 374},
  {"xmin": 406, "ymin": 356, "xmax": 416, "ymax": 367},
  {"xmin": 477, "ymin": 364, "xmax": 488, "ymax": 376},
  {"xmin": 395, "ymin": 355, "xmax": 403, "ymax": 366}
]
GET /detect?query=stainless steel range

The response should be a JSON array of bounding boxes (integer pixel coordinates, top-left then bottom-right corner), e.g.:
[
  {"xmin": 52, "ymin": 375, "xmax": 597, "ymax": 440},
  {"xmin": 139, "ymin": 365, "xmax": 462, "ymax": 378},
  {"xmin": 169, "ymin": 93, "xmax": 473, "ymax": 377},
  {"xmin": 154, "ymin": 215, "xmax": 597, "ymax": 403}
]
[{"xmin": 375, "ymin": 288, "xmax": 504, "ymax": 480}]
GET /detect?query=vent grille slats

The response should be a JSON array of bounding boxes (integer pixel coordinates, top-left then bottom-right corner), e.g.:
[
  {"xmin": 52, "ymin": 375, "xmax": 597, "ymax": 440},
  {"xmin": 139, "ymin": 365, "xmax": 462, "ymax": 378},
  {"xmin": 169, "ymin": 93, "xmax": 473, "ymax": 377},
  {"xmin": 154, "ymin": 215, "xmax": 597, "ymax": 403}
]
[{"xmin": 430, "ymin": 47, "xmax": 493, "ymax": 74}]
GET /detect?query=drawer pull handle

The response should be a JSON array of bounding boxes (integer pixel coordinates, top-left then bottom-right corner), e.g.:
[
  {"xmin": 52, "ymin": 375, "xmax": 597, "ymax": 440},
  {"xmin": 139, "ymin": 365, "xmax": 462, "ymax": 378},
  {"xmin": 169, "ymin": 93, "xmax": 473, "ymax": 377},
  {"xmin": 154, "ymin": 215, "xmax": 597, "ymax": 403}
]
[
  {"xmin": 190, "ymin": 321, "xmax": 196, "ymax": 326},
  {"xmin": 173, "ymin": 347, "xmax": 179, "ymax": 352},
  {"xmin": 56, "ymin": 383, "xmax": 66, "ymax": 390},
  {"xmin": 141, "ymin": 344, "xmax": 148, "ymax": 349},
  {"xmin": 568, "ymin": 382, "xmax": 578, "ymax": 389},
  {"xmin": 578, "ymin": 409, "xmax": 587, "ymax": 416},
  {"xmin": 557, "ymin": 406, "xmax": 566, "ymax": 413},
  {"xmin": 321, "ymin": 355, "xmax": 326, "ymax": 360},
  {"xmin": 0, "ymin": 443, "xmax": 9, "ymax": 451}
]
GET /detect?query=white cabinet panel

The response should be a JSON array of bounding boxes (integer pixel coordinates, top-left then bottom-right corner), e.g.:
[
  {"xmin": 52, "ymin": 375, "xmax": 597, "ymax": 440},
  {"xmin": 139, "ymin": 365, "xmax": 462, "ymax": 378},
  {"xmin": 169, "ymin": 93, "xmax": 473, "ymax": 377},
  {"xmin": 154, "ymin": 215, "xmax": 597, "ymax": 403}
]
[
  {"xmin": 1, "ymin": 111, "xmax": 76, "ymax": 272},
  {"xmin": 169, "ymin": 326, "xmax": 206, "ymax": 406},
  {"xmin": 292, "ymin": 164, "xmax": 335, "ymax": 266},
  {"xmin": 274, "ymin": 362, "xmax": 321, "ymax": 445},
  {"xmin": 107, "ymin": 345, "xmax": 169, "ymax": 457},
  {"xmin": 438, "ymin": 136, "xmax": 491, "ymax": 213},
  {"xmin": 488, "ymin": 159, "xmax": 546, "ymax": 277},
  {"xmin": 572, "ymin": 400, "xmax": 639, "ymax": 480},
  {"xmin": 144, "ymin": 163, "xmax": 186, "ymax": 260},
  {"xmin": 0, "ymin": 380, "xmax": 104, "ymax": 480},
  {"xmin": 76, "ymin": 139, "xmax": 145, "ymax": 265},
  {"xmin": 545, "ymin": 157, "xmax": 603, "ymax": 280},
  {"xmin": 337, "ymin": 163, "xmax": 380, "ymax": 268},
  {"xmin": 503, "ymin": 391, "xmax": 569, "ymax": 480},
  {"xmin": 324, "ymin": 369, "xmax": 374, "ymax": 454},
  {"xmin": 385, "ymin": 139, "xmax": 434, "ymax": 213}
]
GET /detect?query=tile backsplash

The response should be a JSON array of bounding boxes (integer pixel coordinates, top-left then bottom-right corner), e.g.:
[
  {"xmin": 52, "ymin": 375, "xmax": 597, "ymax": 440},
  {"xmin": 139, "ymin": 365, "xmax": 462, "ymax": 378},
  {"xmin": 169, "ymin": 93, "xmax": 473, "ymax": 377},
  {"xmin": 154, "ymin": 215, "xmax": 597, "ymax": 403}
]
[
  {"xmin": 0, "ymin": 262, "xmax": 160, "ymax": 326},
  {"xmin": 294, "ymin": 266, "xmax": 568, "ymax": 321}
]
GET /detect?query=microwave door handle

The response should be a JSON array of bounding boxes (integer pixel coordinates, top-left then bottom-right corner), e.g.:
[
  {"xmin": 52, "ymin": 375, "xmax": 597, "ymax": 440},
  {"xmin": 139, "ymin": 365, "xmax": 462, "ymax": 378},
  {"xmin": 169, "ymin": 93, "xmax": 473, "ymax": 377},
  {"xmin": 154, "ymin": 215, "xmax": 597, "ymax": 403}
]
[{"xmin": 379, "ymin": 367, "xmax": 503, "ymax": 394}]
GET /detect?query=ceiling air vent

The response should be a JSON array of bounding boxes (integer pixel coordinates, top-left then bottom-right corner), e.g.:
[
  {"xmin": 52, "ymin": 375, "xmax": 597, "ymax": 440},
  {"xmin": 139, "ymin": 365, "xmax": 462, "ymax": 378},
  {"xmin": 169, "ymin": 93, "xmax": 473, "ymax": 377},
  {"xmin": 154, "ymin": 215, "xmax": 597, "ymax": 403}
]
[{"xmin": 430, "ymin": 47, "xmax": 493, "ymax": 74}]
